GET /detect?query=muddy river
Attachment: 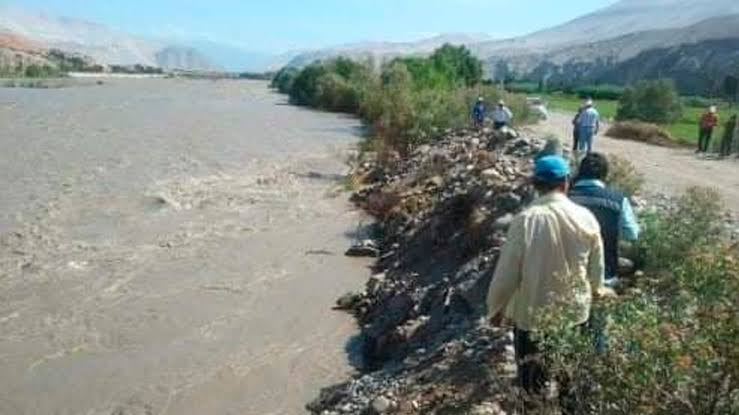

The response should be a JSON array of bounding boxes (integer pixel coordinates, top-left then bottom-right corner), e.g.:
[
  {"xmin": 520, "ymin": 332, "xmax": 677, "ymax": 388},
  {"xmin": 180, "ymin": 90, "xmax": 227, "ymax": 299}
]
[{"xmin": 0, "ymin": 79, "xmax": 369, "ymax": 414}]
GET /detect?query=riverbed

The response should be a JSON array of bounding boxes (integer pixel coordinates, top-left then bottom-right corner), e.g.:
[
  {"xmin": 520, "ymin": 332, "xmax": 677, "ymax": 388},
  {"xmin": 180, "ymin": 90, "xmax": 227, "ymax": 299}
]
[{"xmin": 0, "ymin": 79, "xmax": 369, "ymax": 414}]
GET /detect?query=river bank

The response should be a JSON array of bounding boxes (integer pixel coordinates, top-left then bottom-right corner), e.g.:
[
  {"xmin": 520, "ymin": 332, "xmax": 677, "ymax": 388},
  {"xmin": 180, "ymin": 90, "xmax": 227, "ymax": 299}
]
[
  {"xmin": 308, "ymin": 124, "xmax": 738, "ymax": 414},
  {"xmin": 0, "ymin": 79, "xmax": 370, "ymax": 414}
]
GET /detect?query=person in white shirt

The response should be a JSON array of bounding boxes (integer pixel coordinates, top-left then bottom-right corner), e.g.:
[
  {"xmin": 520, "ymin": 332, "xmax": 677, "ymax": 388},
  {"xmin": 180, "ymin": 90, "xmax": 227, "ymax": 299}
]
[
  {"xmin": 576, "ymin": 99, "xmax": 600, "ymax": 154},
  {"xmin": 487, "ymin": 155, "xmax": 612, "ymax": 394},
  {"xmin": 492, "ymin": 100, "xmax": 513, "ymax": 130}
]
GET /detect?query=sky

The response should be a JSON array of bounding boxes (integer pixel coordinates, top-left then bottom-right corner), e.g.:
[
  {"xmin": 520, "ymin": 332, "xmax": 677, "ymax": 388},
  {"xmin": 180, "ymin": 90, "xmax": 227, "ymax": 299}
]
[{"xmin": 4, "ymin": 0, "xmax": 619, "ymax": 53}]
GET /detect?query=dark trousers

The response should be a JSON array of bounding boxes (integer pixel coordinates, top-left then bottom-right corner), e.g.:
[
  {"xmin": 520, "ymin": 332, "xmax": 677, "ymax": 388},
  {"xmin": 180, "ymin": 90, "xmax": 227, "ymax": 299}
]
[
  {"xmin": 698, "ymin": 128, "xmax": 714, "ymax": 152},
  {"xmin": 721, "ymin": 134, "xmax": 734, "ymax": 157},
  {"xmin": 494, "ymin": 121, "xmax": 507, "ymax": 130},
  {"xmin": 514, "ymin": 328, "xmax": 547, "ymax": 394},
  {"xmin": 514, "ymin": 320, "xmax": 606, "ymax": 395}
]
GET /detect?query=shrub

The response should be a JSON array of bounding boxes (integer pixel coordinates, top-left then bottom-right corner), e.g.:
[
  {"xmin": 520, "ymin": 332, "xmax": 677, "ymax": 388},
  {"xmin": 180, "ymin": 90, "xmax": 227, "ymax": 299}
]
[
  {"xmin": 539, "ymin": 188, "xmax": 738, "ymax": 415},
  {"xmin": 428, "ymin": 44, "xmax": 483, "ymax": 88},
  {"xmin": 315, "ymin": 72, "xmax": 360, "ymax": 113},
  {"xmin": 606, "ymin": 121, "xmax": 676, "ymax": 146},
  {"xmin": 637, "ymin": 187, "xmax": 724, "ymax": 271},
  {"xmin": 270, "ymin": 67, "xmax": 298, "ymax": 93},
  {"xmin": 605, "ymin": 154, "xmax": 645, "ymax": 197},
  {"xmin": 616, "ymin": 79, "xmax": 684, "ymax": 124},
  {"xmin": 275, "ymin": 45, "xmax": 530, "ymax": 157},
  {"xmin": 289, "ymin": 63, "xmax": 328, "ymax": 106}
]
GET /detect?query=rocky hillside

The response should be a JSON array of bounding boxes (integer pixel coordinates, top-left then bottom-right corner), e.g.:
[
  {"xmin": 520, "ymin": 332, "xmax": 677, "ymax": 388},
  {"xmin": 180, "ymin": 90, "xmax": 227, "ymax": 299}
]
[
  {"xmin": 492, "ymin": 14, "xmax": 739, "ymax": 95},
  {"xmin": 286, "ymin": 0, "xmax": 739, "ymax": 94},
  {"xmin": 0, "ymin": 5, "xmax": 215, "ymax": 71},
  {"xmin": 473, "ymin": 0, "xmax": 739, "ymax": 55},
  {"xmin": 0, "ymin": 31, "xmax": 51, "ymax": 73}
]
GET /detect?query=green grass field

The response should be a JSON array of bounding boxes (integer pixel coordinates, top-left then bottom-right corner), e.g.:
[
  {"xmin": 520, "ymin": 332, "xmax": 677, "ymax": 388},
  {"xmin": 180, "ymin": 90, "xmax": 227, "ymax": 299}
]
[{"xmin": 537, "ymin": 93, "xmax": 738, "ymax": 147}]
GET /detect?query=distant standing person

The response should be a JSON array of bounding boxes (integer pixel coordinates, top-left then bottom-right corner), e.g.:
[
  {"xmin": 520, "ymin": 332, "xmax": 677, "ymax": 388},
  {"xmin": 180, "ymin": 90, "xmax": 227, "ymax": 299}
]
[
  {"xmin": 577, "ymin": 99, "xmax": 600, "ymax": 154},
  {"xmin": 720, "ymin": 114, "xmax": 738, "ymax": 158},
  {"xmin": 492, "ymin": 100, "xmax": 513, "ymax": 130},
  {"xmin": 697, "ymin": 106, "xmax": 719, "ymax": 154},
  {"xmin": 572, "ymin": 106, "xmax": 584, "ymax": 151},
  {"xmin": 472, "ymin": 97, "xmax": 486, "ymax": 129}
]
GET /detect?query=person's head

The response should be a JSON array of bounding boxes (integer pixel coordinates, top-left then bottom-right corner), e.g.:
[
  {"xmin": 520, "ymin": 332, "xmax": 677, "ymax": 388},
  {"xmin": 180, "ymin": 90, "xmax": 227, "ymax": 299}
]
[
  {"xmin": 584, "ymin": 98, "xmax": 594, "ymax": 108},
  {"xmin": 538, "ymin": 137, "xmax": 564, "ymax": 159},
  {"xmin": 478, "ymin": 97, "xmax": 485, "ymax": 103},
  {"xmin": 498, "ymin": 100, "xmax": 505, "ymax": 108},
  {"xmin": 533, "ymin": 155, "xmax": 570, "ymax": 194},
  {"xmin": 709, "ymin": 105, "xmax": 718, "ymax": 114},
  {"xmin": 577, "ymin": 152, "xmax": 609, "ymax": 181}
]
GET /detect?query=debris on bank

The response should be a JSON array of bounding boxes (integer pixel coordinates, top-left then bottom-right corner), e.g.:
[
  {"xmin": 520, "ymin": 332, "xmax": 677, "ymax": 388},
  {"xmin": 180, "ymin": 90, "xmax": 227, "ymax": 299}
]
[{"xmin": 310, "ymin": 127, "xmax": 543, "ymax": 415}]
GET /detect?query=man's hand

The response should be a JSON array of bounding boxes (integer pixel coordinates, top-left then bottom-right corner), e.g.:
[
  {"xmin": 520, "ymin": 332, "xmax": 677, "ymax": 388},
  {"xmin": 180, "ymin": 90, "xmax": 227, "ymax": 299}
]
[{"xmin": 594, "ymin": 286, "xmax": 618, "ymax": 300}]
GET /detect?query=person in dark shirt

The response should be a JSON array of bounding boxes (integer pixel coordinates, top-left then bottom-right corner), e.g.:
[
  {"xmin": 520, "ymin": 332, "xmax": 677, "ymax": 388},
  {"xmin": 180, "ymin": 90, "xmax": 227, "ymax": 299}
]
[
  {"xmin": 720, "ymin": 114, "xmax": 738, "ymax": 158},
  {"xmin": 569, "ymin": 153, "xmax": 640, "ymax": 286},
  {"xmin": 472, "ymin": 97, "xmax": 486, "ymax": 129}
]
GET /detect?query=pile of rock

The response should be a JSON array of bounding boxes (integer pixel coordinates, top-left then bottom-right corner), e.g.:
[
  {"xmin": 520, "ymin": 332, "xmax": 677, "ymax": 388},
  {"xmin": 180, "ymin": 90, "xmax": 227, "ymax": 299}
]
[{"xmin": 310, "ymin": 129, "xmax": 544, "ymax": 414}]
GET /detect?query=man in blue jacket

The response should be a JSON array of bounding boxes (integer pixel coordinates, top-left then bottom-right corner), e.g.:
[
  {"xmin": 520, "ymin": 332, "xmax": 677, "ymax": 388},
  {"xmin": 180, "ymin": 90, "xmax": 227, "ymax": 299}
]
[{"xmin": 569, "ymin": 153, "xmax": 640, "ymax": 286}]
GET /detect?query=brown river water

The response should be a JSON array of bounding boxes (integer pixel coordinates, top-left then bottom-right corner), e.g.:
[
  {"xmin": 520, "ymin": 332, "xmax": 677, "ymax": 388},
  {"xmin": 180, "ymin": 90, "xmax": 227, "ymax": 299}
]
[{"xmin": 0, "ymin": 79, "xmax": 369, "ymax": 414}]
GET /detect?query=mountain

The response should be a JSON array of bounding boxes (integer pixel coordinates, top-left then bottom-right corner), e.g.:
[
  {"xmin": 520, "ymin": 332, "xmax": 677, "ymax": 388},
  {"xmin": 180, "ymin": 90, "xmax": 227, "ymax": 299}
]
[
  {"xmin": 287, "ymin": 33, "xmax": 494, "ymax": 68},
  {"xmin": 473, "ymin": 0, "xmax": 739, "ymax": 56},
  {"xmin": 485, "ymin": 13, "xmax": 739, "ymax": 95},
  {"xmin": 0, "ymin": 5, "xmax": 214, "ymax": 71},
  {"xmin": 284, "ymin": 0, "xmax": 739, "ymax": 95},
  {"xmin": 0, "ymin": 30, "xmax": 50, "ymax": 72}
]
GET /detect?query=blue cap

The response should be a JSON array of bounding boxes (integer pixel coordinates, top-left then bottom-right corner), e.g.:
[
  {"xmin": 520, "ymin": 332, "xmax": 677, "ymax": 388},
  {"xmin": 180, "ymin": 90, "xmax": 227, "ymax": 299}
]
[{"xmin": 534, "ymin": 155, "xmax": 570, "ymax": 182}]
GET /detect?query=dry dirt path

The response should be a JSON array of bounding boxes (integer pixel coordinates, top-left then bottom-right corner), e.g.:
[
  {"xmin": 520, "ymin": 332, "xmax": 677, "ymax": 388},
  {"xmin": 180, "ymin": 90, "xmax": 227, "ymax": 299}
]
[{"xmin": 528, "ymin": 112, "xmax": 739, "ymax": 215}]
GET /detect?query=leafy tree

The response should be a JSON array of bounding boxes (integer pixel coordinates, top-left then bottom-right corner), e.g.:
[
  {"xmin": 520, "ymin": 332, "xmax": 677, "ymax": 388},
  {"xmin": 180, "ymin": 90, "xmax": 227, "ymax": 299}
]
[
  {"xmin": 617, "ymin": 79, "xmax": 683, "ymax": 124},
  {"xmin": 430, "ymin": 44, "xmax": 483, "ymax": 87},
  {"xmin": 289, "ymin": 63, "xmax": 328, "ymax": 106}
]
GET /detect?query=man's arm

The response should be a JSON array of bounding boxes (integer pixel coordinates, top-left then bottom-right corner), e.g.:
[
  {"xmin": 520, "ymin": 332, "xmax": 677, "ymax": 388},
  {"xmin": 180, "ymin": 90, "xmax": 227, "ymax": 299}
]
[
  {"xmin": 619, "ymin": 198, "xmax": 640, "ymax": 241},
  {"xmin": 487, "ymin": 215, "xmax": 525, "ymax": 318}
]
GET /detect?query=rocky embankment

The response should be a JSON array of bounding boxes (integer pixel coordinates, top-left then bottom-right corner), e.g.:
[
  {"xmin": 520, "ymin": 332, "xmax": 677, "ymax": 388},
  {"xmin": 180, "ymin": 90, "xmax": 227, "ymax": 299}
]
[
  {"xmin": 310, "ymin": 128, "xmax": 544, "ymax": 415},
  {"xmin": 310, "ymin": 126, "xmax": 739, "ymax": 414}
]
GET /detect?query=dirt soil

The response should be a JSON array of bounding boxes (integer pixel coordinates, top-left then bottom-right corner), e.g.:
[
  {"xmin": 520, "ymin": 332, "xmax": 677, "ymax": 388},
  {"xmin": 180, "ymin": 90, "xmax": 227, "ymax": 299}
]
[{"xmin": 529, "ymin": 112, "xmax": 739, "ymax": 215}]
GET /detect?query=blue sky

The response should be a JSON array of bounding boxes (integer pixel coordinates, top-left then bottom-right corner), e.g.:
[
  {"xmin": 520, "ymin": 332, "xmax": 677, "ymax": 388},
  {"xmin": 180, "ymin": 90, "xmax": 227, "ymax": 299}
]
[{"xmin": 6, "ymin": 0, "xmax": 618, "ymax": 52}]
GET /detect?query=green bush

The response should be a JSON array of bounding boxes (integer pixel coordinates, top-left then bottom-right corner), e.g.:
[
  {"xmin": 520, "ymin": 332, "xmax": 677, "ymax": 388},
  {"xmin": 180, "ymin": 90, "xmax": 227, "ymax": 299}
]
[
  {"xmin": 23, "ymin": 64, "xmax": 58, "ymax": 78},
  {"xmin": 637, "ymin": 187, "xmax": 724, "ymax": 271},
  {"xmin": 616, "ymin": 79, "xmax": 684, "ymax": 124},
  {"xmin": 270, "ymin": 67, "xmax": 299, "ymax": 93},
  {"xmin": 275, "ymin": 45, "xmax": 529, "ymax": 158},
  {"xmin": 538, "ymin": 188, "xmax": 738, "ymax": 415}
]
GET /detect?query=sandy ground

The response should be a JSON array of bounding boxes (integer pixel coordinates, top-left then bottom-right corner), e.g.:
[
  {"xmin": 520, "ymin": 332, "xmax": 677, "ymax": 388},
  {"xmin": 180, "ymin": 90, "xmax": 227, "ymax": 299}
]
[
  {"xmin": 0, "ymin": 80, "xmax": 370, "ymax": 415},
  {"xmin": 529, "ymin": 112, "xmax": 739, "ymax": 214}
]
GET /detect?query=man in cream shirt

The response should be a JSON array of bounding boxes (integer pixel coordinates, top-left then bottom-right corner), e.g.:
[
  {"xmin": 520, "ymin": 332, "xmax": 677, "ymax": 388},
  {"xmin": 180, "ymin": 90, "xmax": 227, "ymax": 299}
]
[{"xmin": 487, "ymin": 155, "xmax": 612, "ymax": 394}]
